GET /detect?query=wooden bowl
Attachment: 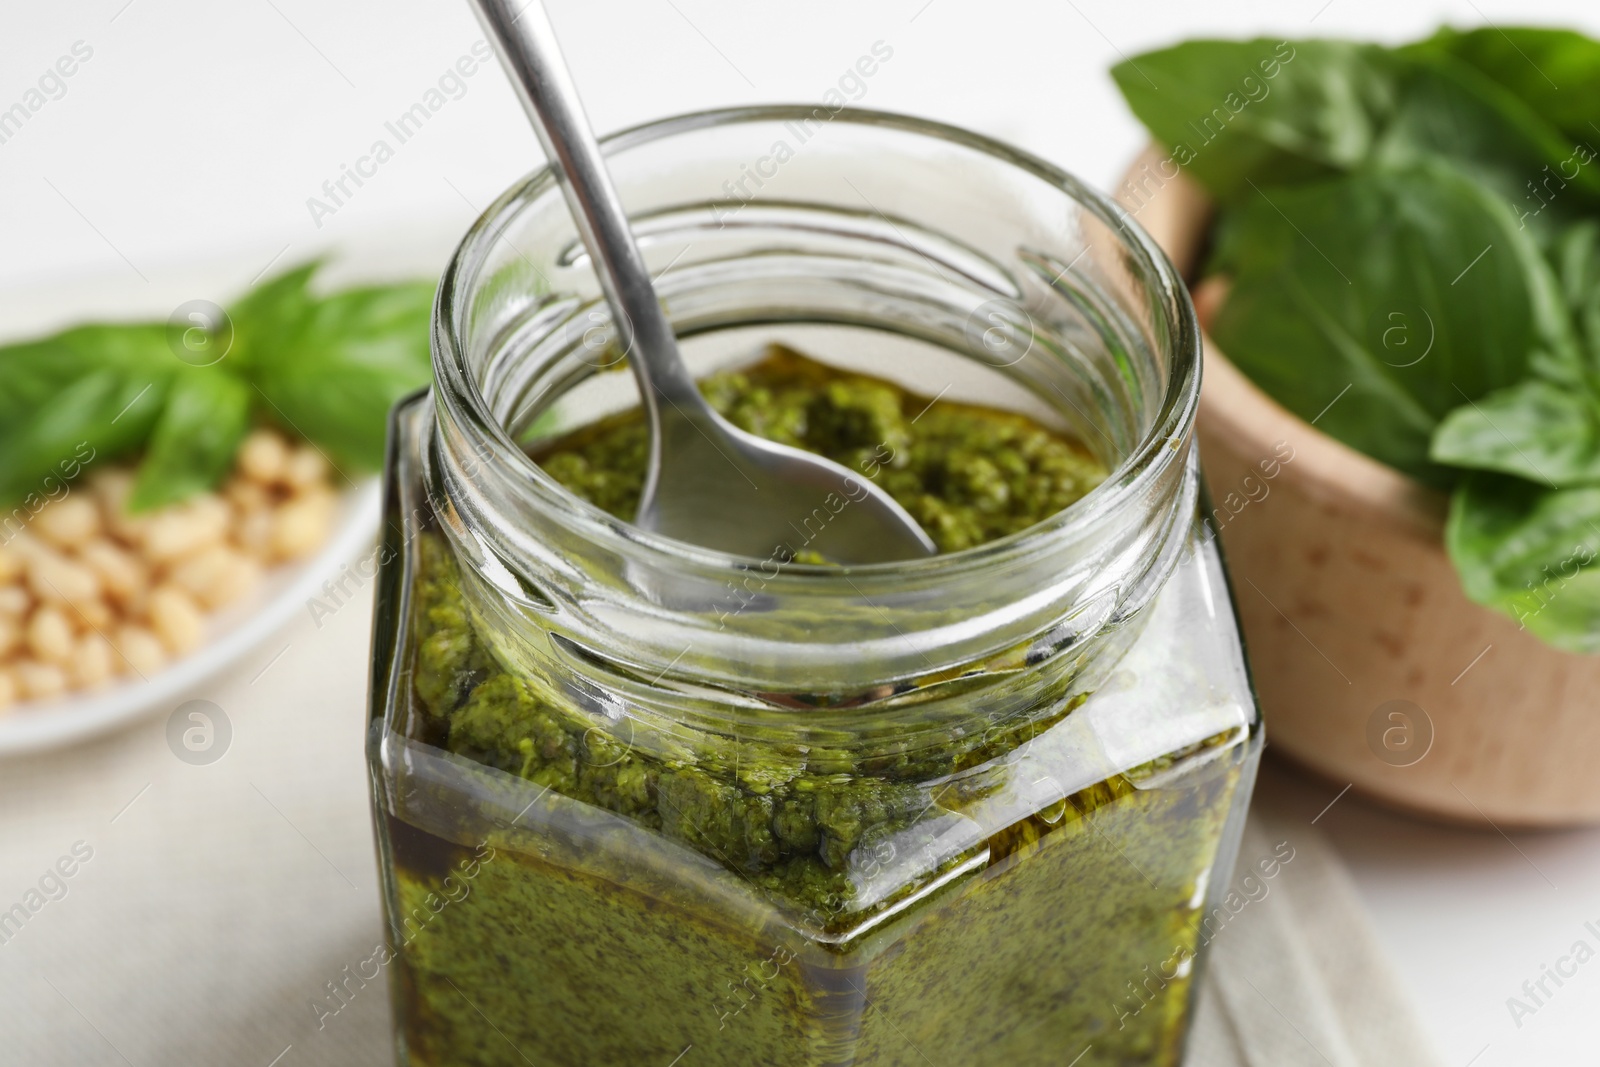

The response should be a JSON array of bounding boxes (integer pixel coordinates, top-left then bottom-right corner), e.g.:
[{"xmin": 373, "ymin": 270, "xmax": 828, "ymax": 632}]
[{"xmin": 1118, "ymin": 146, "xmax": 1600, "ymax": 826}]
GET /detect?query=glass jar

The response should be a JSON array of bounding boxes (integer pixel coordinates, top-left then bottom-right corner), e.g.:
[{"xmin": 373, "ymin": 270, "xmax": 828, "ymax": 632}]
[{"xmin": 367, "ymin": 107, "xmax": 1262, "ymax": 1067}]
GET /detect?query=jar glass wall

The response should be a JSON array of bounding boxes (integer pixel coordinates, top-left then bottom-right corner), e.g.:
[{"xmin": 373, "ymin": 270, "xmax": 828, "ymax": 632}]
[{"xmin": 368, "ymin": 107, "xmax": 1262, "ymax": 1067}]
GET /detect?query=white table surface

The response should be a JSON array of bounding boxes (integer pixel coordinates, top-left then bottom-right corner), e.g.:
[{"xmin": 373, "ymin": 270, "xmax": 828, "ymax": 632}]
[
  {"xmin": 6, "ymin": 2, "xmax": 1600, "ymax": 1064},
  {"xmin": 1253, "ymin": 758, "xmax": 1600, "ymax": 1067}
]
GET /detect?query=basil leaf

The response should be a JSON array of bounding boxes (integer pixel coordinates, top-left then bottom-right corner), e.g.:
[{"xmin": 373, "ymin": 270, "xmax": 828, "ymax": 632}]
[
  {"xmin": 1112, "ymin": 39, "xmax": 1399, "ymax": 201},
  {"xmin": 228, "ymin": 261, "xmax": 321, "ymax": 374},
  {"xmin": 1374, "ymin": 54, "xmax": 1600, "ymax": 240},
  {"xmin": 1409, "ymin": 26, "xmax": 1600, "ymax": 147},
  {"xmin": 1447, "ymin": 473, "xmax": 1600, "ymax": 653},
  {"xmin": 0, "ymin": 323, "xmax": 171, "ymax": 429},
  {"xmin": 249, "ymin": 281, "xmax": 435, "ymax": 470},
  {"xmin": 1551, "ymin": 221, "xmax": 1600, "ymax": 382},
  {"xmin": 1556, "ymin": 220, "xmax": 1600, "ymax": 305},
  {"xmin": 0, "ymin": 325, "xmax": 175, "ymax": 507},
  {"xmin": 1432, "ymin": 379, "xmax": 1600, "ymax": 485},
  {"xmin": 129, "ymin": 368, "xmax": 253, "ymax": 512},
  {"xmin": 1209, "ymin": 159, "xmax": 1560, "ymax": 484}
]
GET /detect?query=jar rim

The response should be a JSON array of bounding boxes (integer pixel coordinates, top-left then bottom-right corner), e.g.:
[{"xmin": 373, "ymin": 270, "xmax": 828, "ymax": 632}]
[{"xmin": 434, "ymin": 104, "xmax": 1200, "ymax": 577}]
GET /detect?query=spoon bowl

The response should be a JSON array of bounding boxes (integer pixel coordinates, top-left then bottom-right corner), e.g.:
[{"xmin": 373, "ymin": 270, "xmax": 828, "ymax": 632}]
[{"xmin": 642, "ymin": 401, "xmax": 940, "ymax": 563}]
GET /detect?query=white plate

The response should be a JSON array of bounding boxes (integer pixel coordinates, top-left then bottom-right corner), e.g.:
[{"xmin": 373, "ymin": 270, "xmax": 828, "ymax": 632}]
[{"xmin": 0, "ymin": 480, "xmax": 382, "ymax": 755}]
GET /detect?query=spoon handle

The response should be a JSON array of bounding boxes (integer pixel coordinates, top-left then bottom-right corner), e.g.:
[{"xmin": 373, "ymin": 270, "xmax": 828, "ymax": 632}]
[{"xmin": 469, "ymin": 0, "xmax": 703, "ymax": 411}]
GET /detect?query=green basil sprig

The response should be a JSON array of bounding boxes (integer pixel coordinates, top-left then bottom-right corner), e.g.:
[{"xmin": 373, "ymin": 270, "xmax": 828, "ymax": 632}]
[
  {"xmin": 0, "ymin": 262, "xmax": 434, "ymax": 513},
  {"xmin": 1115, "ymin": 28, "xmax": 1600, "ymax": 653}
]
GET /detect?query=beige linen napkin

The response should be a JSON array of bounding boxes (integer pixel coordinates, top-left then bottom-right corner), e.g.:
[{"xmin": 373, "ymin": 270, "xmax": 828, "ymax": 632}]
[
  {"xmin": 1185, "ymin": 798, "xmax": 1443, "ymax": 1067},
  {"xmin": 0, "ymin": 590, "xmax": 1440, "ymax": 1066}
]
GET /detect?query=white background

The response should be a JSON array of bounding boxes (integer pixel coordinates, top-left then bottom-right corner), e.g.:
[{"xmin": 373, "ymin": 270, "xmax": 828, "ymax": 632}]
[{"xmin": 6, "ymin": 1, "xmax": 1600, "ymax": 1065}]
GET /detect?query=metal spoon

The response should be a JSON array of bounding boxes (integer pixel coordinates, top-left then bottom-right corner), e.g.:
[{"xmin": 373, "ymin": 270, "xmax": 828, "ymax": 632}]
[{"xmin": 469, "ymin": 0, "xmax": 937, "ymax": 564}]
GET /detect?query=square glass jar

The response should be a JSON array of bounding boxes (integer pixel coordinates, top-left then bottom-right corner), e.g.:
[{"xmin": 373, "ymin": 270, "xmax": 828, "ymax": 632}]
[{"xmin": 367, "ymin": 108, "xmax": 1262, "ymax": 1067}]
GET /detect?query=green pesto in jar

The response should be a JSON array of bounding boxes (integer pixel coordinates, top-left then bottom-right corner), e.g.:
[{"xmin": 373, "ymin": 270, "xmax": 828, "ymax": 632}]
[
  {"xmin": 536, "ymin": 344, "xmax": 1107, "ymax": 555},
  {"xmin": 385, "ymin": 349, "xmax": 1241, "ymax": 1066}
]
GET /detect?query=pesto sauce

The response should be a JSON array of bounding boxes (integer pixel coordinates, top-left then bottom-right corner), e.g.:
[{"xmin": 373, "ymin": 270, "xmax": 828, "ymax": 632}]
[
  {"xmin": 389, "ymin": 348, "xmax": 1235, "ymax": 1066},
  {"xmin": 534, "ymin": 345, "xmax": 1107, "ymax": 554}
]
